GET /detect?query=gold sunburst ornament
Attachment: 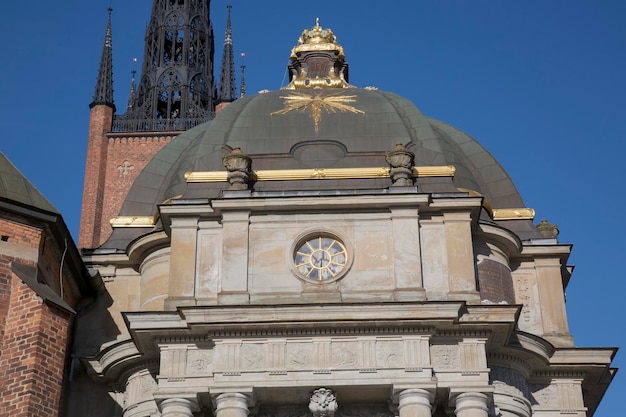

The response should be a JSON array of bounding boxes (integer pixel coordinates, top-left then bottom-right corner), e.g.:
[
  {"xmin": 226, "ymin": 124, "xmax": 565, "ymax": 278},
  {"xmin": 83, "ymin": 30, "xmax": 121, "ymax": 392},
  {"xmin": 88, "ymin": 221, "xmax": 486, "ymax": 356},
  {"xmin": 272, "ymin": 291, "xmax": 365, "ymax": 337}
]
[{"xmin": 271, "ymin": 91, "xmax": 365, "ymax": 133}]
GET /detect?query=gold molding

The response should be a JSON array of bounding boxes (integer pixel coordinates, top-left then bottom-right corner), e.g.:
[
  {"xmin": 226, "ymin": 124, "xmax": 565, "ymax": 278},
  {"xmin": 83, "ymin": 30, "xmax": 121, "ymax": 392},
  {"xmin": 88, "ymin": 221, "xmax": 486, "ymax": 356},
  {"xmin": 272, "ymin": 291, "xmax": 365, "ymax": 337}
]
[
  {"xmin": 184, "ymin": 171, "xmax": 226, "ymax": 182},
  {"xmin": 186, "ymin": 165, "xmax": 455, "ymax": 183},
  {"xmin": 414, "ymin": 166, "xmax": 456, "ymax": 177},
  {"xmin": 109, "ymin": 216, "xmax": 155, "ymax": 228},
  {"xmin": 492, "ymin": 208, "xmax": 536, "ymax": 221}
]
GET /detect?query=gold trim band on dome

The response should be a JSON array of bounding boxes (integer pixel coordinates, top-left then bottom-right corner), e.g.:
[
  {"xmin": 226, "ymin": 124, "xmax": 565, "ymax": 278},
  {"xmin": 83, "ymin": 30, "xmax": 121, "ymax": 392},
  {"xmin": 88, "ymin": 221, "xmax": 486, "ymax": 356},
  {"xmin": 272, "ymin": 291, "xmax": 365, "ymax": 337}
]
[
  {"xmin": 492, "ymin": 208, "xmax": 536, "ymax": 221},
  {"xmin": 185, "ymin": 165, "xmax": 456, "ymax": 183},
  {"xmin": 109, "ymin": 216, "xmax": 155, "ymax": 228}
]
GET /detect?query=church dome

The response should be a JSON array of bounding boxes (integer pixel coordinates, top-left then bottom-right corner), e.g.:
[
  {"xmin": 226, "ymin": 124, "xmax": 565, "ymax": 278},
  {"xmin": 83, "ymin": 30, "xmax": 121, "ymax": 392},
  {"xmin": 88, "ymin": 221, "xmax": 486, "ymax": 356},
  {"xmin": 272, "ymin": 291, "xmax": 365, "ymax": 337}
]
[
  {"xmin": 118, "ymin": 20, "xmax": 525, "ymax": 229},
  {"xmin": 120, "ymin": 87, "xmax": 524, "ymax": 216}
]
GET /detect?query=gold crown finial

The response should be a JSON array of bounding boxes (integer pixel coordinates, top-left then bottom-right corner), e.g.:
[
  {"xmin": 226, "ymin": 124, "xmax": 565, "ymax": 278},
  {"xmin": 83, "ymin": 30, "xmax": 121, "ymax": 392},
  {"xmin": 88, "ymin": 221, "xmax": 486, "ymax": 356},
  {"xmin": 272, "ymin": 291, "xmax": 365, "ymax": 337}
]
[{"xmin": 290, "ymin": 19, "xmax": 345, "ymax": 60}]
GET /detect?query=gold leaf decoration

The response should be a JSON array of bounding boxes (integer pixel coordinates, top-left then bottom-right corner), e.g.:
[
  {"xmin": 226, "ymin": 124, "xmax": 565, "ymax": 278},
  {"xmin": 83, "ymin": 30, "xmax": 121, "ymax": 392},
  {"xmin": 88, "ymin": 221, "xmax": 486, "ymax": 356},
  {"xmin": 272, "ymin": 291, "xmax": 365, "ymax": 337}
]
[{"xmin": 272, "ymin": 92, "xmax": 365, "ymax": 133}]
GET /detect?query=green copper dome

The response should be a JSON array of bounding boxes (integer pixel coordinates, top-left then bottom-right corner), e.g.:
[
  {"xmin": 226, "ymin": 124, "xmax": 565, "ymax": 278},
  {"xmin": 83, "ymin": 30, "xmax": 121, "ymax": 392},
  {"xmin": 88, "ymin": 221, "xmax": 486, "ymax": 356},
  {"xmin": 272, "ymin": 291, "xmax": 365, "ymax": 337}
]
[
  {"xmin": 118, "ymin": 87, "xmax": 524, "ymax": 218},
  {"xmin": 104, "ymin": 20, "xmax": 532, "ymax": 250}
]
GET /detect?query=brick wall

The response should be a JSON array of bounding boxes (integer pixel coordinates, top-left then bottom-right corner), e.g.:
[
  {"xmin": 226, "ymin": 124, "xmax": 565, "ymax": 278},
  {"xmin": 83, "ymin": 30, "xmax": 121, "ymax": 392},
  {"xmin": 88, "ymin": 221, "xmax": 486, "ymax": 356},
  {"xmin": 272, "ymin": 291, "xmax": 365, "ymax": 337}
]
[
  {"xmin": 0, "ymin": 254, "xmax": 12, "ymax": 352},
  {"xmin": 95, "ymin": 134, "xmax": 173, "ymax": 247},
  {"xmin": 0, "ymin": 218, "xmax": 42, "ymax": 249},
  {"xmin": 0, "ymin": 275, "xmax": 71, "ymax": 417},
  {"xmin": 0, "ymin": 214, "xmax": 75, "ymax": 417},
  {"xmin": 78, "ymin": 102, "xmax": 174, "ymax": 248},
  {"xmin": 79, "ymin": 105, "xmax": 114, "ymax": 249}
]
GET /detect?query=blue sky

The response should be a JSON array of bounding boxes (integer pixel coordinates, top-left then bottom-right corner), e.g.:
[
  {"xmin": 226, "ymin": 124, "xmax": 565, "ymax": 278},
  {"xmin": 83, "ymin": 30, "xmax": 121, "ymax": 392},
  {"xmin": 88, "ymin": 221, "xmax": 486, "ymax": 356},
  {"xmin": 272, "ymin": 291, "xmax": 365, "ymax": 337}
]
[{"xmin": 1, "ymin": 1, "xmax": 624, "ymax": 414}]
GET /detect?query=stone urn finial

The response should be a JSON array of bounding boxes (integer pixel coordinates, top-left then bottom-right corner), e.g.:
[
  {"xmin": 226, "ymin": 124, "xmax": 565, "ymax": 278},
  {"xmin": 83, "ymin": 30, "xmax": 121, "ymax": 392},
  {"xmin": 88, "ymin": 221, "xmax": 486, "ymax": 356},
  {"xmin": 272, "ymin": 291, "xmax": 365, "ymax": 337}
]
[
  {"xmin": 535, "ymin": 218, "xmax": 559, "ymax": 239},
  {"xmin": 309, "ymin": 388, "xmax": 338, "ymax": 417},
  {"xmin": 385, "ymin": 143, "xmax": 415, "ymax": 186},
  {"xmin": 222, "ymin": 147, "xmax": 252, "ymax": 190}
]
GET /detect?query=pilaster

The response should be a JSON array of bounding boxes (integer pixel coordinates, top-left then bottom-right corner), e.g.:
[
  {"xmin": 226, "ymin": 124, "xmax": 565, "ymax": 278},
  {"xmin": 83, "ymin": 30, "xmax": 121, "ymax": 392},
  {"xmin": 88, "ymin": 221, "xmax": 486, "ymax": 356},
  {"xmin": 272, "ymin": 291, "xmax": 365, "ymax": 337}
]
[
  {"xmin": 443, "ymin": 211, "xmax": 479, "ymax": 303},
  {"xmin": 390, "ymin": 207, "xmax": 425, "ymax": 301},
  {"xmin": 166, "ymin": 217, "xmax": 199, "ymax": 309},
  {"xmin": 219, "ymin": 210, "xmax": 251, "ymax": 304},
  {"xmin": 534, "ymin": 257, "xmax": 573, "ymax": 346}
]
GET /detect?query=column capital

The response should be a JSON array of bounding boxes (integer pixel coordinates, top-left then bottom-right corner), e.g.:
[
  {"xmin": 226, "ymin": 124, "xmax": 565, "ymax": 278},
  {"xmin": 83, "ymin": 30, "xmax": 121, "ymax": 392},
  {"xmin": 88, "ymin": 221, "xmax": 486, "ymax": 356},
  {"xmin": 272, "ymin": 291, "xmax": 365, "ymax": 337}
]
[
  {"xmin": 395, "ymin": 388, "xmax": 435, "ymax": 417},
  {"xmin": 392, "ymin": 385, "xmax": 436, "ymax": 404},
  {"xmin": 211, "ymin": 390, "xmax": 256, "ymax": 409},
  {"xmin": 452, "ymin": 392, "xmax": 491, "ymax": 417},
  {"xmin": 212, "ymin": 391, "xmax": 255, "ymax": 417},
  {"xmin": 159, "ymin": 397, "xmax": 198, "ymax": 417}
]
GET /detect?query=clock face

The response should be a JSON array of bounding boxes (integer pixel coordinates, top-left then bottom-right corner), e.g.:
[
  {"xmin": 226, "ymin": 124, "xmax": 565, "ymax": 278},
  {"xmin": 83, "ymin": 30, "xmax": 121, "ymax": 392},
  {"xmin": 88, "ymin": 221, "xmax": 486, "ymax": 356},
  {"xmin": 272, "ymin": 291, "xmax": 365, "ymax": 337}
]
[{"xmin": 294, "ymin": 235, "xmax": 348, "ymax": 282}]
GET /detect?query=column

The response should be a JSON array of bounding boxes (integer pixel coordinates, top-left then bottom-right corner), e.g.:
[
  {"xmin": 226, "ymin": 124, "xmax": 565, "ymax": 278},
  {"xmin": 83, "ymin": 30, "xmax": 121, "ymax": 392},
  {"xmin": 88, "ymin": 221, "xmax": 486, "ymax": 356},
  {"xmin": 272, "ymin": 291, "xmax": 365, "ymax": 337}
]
[
  {"xmin": 454, "ymin": 392, "xmax": 489, "ymax": 417},
  {"xmin": 214, "ymin": 393, "xmax": 250, "ymax": 417},
  {"xmin": 160, "ymin": 398, "xmax": 194, "ymax": 417},
  {"xmin": 398, "ymin": 389, "xmax": 433, "ymax": 417}
]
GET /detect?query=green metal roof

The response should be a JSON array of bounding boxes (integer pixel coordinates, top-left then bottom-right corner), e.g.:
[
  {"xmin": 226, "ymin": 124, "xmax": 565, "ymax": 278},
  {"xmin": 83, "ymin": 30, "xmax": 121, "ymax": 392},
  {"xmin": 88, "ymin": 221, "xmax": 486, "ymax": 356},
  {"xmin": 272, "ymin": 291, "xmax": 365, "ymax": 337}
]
[
  {"xmin": 0, "ymin": 151, "xmax": 59, "ymax": 214},
  {"xmin": 119, "ymin": 88, "xmax": 525, "ymax": 217}
]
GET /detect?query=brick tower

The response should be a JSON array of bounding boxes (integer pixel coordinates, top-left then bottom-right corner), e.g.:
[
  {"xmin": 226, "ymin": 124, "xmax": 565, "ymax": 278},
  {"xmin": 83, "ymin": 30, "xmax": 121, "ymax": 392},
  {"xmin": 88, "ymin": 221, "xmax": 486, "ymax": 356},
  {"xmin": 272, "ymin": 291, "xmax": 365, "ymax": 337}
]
[{"xmin": 79, "ymin": 1, "xmax": 218, "ymax": 249}]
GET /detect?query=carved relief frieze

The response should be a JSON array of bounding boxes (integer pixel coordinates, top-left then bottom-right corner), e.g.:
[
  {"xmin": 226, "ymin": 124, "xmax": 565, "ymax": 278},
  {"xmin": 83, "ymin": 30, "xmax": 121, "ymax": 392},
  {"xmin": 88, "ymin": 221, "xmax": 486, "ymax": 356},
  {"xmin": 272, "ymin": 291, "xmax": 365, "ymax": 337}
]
[
  {"xmin": 287, "ymin": 342, "xmax": 315, "ymax": 369},
  {"xmin": 186, "ymin": 349, "xmax": 213, "ymax": 375},
  {"xmin": 430, "ymin": 344, "xmax": 459, "ymax": 369},
  {"xmin": 530, "ymin": 382, "xmax": 585, "ymax": 412},
  {"xmin": 375, "ymin": 340, "xmax": 404, "ymax": 368},
  {"xmin": 212, "ymin": 336, "xmax": 433, "ymax": 376},
  {"xmin": 331, "ymin": 342, "xmax": 359, "ymax": 368},
  {"xmin": 531, "ymin": 384, "xmax": 558, "ymax": 408},
  {"xmin": 241, "ymin": 343, "xmax": 267, "ymax": 370}
]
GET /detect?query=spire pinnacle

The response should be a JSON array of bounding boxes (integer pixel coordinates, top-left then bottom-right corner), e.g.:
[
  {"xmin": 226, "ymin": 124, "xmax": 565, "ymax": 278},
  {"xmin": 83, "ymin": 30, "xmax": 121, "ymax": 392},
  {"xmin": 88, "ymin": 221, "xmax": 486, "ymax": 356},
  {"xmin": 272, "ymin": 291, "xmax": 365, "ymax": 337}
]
[
  {"xmin": 126, "ymin": 58, "xmax": 137, "ymax": 112},
  {"xmin": 217, "ymin": 4, "xmax": 236, "ymax": 103},
  {"xmin": 91, "ymin": 7, "xmax": 115, "ymax": 109},
  {"xmin": 240, "ymin": 52, "xmax": 246, "ymax": 98}
]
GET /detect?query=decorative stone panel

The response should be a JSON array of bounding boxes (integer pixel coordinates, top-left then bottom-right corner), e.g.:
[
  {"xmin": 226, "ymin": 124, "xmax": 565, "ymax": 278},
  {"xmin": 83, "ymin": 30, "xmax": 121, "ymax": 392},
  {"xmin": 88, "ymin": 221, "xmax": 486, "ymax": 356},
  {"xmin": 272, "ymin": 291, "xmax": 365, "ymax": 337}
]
[{"xmin": 212, "ymin": 336, "xmax": 431, "ymax": 375}]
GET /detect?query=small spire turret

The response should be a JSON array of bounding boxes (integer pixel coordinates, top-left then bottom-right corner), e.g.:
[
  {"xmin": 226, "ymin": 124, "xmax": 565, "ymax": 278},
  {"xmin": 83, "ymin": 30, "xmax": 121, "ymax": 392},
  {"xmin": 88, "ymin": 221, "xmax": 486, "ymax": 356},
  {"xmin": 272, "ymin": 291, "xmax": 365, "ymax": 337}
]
[
  {"xmin": 126, "ymin": 58, "xmax": 137, "ymax": 112},
  {"xmin": 239, "ymin": 52, "xmax": 246, "ymax": 98},
  {"xmin": 217, "ymin": 4, "xmax": 236, "ymax": 103},
  {"xmin": 91, "ymin": 8, "xmax": 115, "ymax": 110}
]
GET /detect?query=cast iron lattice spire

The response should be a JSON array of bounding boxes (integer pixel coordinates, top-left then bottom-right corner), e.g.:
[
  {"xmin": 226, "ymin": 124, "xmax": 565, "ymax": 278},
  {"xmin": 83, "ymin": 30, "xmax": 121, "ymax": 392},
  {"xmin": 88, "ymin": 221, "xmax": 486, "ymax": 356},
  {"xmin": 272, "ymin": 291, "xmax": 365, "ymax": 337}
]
[
  {"xmin": 217, "ymin": 4, "xmax": 236, "ymax": 103},
  {"xmin": 239, "ymin": 52, "xmax": 246, "ymax": 98},
  {"xmin": 115, "ymin": 0, "xmax": 216, "ymax": 132},
  {"xmin": 91, "ymin": 7, "xmax": 115, "ymax": 110}
]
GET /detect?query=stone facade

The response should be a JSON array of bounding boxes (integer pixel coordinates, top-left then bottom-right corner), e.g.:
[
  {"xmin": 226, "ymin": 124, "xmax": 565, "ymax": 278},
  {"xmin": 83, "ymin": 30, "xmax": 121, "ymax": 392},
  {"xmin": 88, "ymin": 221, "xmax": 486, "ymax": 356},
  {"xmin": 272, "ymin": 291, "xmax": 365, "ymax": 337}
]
[{"xmin": 72, "ymin": 188, "xmax": 615, "ymax": 417}]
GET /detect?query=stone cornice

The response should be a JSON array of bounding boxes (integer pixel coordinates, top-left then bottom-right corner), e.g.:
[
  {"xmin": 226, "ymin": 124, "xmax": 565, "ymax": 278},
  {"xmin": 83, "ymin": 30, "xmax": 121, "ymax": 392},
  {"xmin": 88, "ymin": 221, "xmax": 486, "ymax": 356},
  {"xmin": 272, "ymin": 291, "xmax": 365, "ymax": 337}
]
[{"xmin": 550, "ymin": 347, "xmax": 617, "ymax": 366}]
